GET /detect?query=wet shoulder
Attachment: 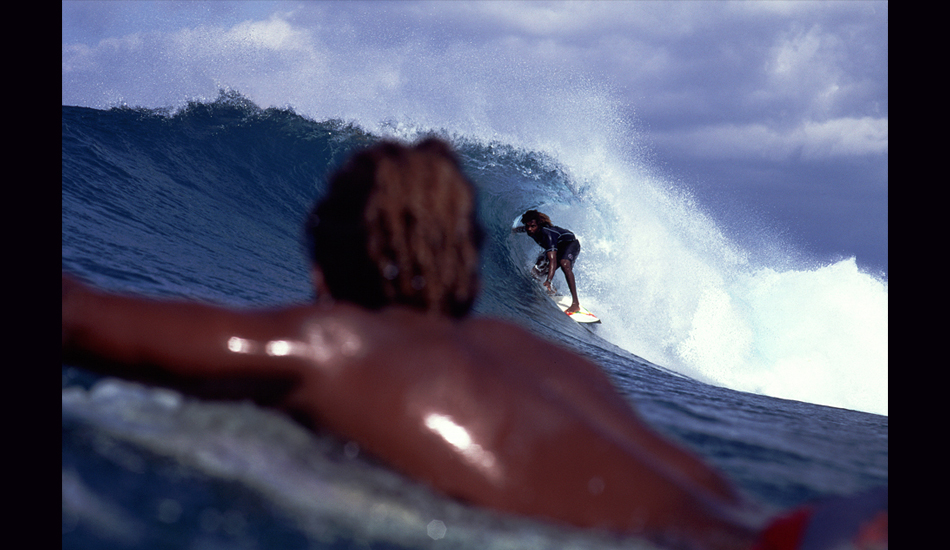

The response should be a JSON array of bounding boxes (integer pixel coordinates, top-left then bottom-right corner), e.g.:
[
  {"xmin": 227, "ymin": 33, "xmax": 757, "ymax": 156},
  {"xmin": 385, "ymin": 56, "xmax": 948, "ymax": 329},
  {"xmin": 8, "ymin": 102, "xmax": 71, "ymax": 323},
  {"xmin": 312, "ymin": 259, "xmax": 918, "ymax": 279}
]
[
  {"xmin": 291, "ymin": 306, "xmax": 553, "ymax": 372},
  {"xmin": 460, "ymin": 317, "xmax": 556, "ymax": 358},
  {"xmin": 299, "ymin": 304, "xmax": 458, "ymax": 351}
]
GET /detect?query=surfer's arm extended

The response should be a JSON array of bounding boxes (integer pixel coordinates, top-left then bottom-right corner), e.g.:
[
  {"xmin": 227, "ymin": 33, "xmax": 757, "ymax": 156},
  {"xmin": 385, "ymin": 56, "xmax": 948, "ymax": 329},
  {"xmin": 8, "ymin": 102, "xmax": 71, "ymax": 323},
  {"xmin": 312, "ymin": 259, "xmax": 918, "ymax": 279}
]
[{"xmin": 62, "ymin": 275, "xmax": 306, "ymax": 403}]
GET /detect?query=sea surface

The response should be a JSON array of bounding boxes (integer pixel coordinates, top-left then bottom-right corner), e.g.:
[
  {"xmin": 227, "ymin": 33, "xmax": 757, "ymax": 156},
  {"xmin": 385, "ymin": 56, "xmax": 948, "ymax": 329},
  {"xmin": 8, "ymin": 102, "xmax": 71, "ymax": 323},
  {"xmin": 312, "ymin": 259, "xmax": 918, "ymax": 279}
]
[{"xmin": 62, "ymin": 96, "xmax": 887, "ymax": 549}]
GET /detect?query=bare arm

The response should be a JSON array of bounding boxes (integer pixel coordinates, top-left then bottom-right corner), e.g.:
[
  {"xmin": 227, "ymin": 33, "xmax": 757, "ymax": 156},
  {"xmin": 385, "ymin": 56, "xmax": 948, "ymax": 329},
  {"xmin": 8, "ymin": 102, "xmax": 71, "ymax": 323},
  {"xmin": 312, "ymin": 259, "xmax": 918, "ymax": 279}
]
[{"xmin": 62, "ymin": 275, "xmax": 307, "ymax": 404}]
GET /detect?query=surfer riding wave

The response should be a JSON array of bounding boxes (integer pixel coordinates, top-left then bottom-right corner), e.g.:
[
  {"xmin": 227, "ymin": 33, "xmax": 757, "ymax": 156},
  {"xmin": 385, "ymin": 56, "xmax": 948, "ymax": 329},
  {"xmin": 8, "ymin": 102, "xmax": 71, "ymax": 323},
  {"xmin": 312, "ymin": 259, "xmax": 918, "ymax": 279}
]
[{"xmin": 514, "ymin": 210, "xmax": 582, "ymax": 314}]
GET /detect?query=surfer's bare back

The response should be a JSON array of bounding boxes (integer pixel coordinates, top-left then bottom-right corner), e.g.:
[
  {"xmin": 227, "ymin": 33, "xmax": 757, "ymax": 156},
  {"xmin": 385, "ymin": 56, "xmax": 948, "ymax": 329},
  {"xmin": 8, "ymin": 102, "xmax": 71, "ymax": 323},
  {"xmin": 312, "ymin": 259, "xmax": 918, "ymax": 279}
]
[{"xmin": 62, "ymin": 139, "xmax": 759, "ymax": 549}]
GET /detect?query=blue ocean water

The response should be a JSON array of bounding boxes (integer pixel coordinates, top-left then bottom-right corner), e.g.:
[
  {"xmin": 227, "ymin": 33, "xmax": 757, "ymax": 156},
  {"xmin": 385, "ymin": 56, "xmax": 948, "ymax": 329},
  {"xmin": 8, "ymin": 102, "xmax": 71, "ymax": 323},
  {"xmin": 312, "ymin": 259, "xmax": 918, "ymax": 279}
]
[{"xmin": 62, "ymin": 96, "xmax": 887, "ymax": 550}]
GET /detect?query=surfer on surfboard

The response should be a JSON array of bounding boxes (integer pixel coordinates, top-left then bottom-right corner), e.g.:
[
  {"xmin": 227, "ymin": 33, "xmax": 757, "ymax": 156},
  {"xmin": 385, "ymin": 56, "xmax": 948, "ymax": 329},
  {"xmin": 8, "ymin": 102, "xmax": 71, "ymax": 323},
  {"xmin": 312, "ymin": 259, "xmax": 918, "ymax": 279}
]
[{"xmin": 514, "ymin": 210, "xmax": 582, "ymax": 314}]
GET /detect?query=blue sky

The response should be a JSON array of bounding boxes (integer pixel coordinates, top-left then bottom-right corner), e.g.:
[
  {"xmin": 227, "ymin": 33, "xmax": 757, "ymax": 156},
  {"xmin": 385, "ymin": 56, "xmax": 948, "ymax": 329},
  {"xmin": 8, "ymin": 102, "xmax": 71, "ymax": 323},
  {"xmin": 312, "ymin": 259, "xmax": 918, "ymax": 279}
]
[{"xmin": 62, "ymin": 0, "xmax": 888, "ymax": 275}]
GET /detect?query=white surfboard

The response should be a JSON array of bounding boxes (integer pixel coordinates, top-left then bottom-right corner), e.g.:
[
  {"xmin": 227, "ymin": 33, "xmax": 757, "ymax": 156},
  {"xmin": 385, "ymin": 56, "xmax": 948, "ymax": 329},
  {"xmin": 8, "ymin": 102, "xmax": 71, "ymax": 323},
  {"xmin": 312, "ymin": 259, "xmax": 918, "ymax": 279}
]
[
  {"xmin": 554, "ymin": 295, "xmax": 601, "ymax": 324},
  {"xmin": 530, "ymin": 253, "xmax": 600, "ymax": 323}
]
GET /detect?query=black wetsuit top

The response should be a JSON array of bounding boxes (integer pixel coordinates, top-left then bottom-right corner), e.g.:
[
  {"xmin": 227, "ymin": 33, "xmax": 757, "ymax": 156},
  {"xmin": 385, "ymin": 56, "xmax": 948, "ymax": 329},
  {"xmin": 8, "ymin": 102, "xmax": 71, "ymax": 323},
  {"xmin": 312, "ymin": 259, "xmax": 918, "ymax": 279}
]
[{"xmin": 531, "ymin": 225, "xmax": 576, "ymax": 252}]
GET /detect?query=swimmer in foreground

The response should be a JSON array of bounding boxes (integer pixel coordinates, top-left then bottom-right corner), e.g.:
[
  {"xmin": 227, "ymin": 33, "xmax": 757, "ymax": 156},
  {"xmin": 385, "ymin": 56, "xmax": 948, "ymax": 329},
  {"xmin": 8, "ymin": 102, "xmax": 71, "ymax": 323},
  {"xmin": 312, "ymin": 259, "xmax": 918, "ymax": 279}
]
[{"xmin": 62, "ymin": 139, "xmax": 884, "ymax": 550}]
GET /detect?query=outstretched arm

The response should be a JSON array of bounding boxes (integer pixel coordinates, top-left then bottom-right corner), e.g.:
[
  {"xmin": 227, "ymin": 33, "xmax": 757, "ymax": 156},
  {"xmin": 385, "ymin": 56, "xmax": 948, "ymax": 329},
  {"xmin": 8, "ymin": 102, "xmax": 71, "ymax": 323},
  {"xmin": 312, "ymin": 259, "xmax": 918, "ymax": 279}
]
[{"xmin": 62, "ymin": 275, "xmax": 306, "ymax": 404}]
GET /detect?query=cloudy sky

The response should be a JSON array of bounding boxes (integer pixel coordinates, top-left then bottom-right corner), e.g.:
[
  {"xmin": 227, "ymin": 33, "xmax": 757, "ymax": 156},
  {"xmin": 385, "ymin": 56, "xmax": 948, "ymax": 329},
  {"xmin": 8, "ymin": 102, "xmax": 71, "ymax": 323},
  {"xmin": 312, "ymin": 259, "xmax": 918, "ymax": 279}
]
[{"xmin": 62, "ymin": 0, "xmax": 888, "ymax": 275}]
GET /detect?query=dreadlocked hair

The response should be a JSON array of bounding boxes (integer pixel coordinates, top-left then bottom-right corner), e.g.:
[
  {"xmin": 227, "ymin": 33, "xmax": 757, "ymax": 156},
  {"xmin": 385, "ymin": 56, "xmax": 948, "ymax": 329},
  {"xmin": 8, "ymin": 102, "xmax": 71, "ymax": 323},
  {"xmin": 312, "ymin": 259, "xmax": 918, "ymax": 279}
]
[
  {"xmin": 305, "ymin": 138, "xmax": 483, "ymax": 318},
  {"xmin": 521, "ymin": 209, "xmax": 552, "ymax": 228}
]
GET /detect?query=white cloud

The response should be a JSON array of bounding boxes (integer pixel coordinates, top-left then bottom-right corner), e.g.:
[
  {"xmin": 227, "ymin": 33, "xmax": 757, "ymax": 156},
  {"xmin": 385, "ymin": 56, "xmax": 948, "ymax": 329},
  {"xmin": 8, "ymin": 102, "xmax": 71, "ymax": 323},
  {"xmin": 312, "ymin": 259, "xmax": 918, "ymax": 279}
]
[
  {"xmin": 472, "ymin": 2, "xmax": 586, "ymax": 35},
  {"xmin": 798, "ymin": 117, "xmax": 888, "ymax": 159},
  {"xmin": 762, "ymin": 24, "xmax": 850, "ymax": 118},
  {"xmin": 770, "ymin": 26, "xmax": 828, "ymax": 78},
  {"xmin": 220, "ymin": 15, "xmax": 313, "ymax": 52},
  {"xmin": 62, "ymin": 43, "xmax": 97, "ymax": 73},
  {"xmin": 652, "ymin": 116, "xmax": 887, "ymax": 161},
  {"xmin": 62, "ymin": 12, "xmax": 336, "ymax": 112},
  {"xmin": 62, "ymin": 1, "xmax": 887, "ymax": 163}
]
